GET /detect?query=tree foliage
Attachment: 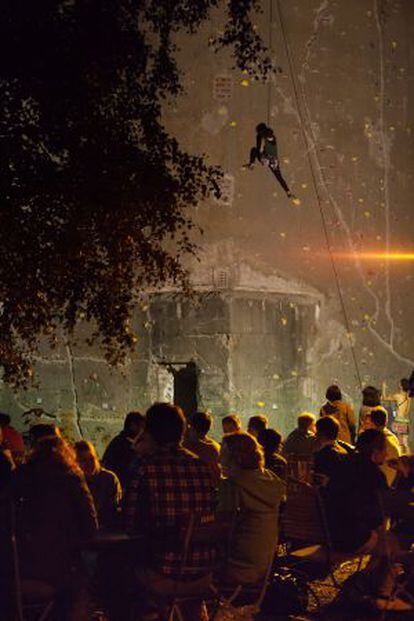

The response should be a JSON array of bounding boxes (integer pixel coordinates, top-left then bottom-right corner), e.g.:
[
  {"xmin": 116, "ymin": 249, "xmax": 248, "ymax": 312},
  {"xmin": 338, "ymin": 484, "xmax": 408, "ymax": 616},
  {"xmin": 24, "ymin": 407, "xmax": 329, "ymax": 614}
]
[{"xmin": 0, "ymin": 0, "xmax": 272, "ymax": 386}]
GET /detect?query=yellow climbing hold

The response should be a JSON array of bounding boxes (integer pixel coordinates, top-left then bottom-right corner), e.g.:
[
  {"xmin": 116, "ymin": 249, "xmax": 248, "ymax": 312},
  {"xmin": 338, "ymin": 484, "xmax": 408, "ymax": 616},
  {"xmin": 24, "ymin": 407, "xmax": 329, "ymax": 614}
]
[
  {"xmin": 229, "ymin": 121, "xmax": 237, "ymax": 127},
  {"xmin": 292, "ymin": 197, "xmax": 301, "ymax": 206},
  {"xmin": 281, "ymin": 317, "xmax": 288, "ymax": 325},
  {"xmin": 240, "ymin": 79, "xmax": 249, "ymax": 87},
  {"xmin": 256, "ymin": 401, "xmax": 266, "ymax": 408}
]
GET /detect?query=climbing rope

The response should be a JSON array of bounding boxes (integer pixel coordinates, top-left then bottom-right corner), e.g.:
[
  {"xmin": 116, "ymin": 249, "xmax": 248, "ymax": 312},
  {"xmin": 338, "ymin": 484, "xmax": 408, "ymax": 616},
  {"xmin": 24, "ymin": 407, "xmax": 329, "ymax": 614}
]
[
  {"xmin": 273, "ymin": 0, "xmax": 363, "ymax": 390},
  {"xmin": 267, "ymin": 0, "xmax": 273, "ymax": 125}
]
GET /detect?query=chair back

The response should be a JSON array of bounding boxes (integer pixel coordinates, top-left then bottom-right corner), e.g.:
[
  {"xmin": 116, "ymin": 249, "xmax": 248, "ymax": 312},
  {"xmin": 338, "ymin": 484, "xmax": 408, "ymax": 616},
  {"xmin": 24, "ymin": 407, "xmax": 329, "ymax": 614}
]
[
  {"xmin": 286, "ymin": 454, "xmax": 314, "ymax": 483},
  {"xmin": 281, "ymin": 477, "xmax": 328, "ymax": 547}
]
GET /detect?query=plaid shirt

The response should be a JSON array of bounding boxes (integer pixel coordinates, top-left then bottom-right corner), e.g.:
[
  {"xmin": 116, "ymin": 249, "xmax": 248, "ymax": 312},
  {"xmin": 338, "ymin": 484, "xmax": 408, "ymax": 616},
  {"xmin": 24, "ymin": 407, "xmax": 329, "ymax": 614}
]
[{"xmin": 125, "ymin": 446, "xmax": 216, "ymax": 578}]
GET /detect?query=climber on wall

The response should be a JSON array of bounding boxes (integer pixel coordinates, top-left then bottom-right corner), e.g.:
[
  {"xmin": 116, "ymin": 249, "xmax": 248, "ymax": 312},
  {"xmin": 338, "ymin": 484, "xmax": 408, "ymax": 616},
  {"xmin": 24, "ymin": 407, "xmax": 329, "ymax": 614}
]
[{"xmin": 246, "ymin": 122, "xmax": 298, "ymax": 203}]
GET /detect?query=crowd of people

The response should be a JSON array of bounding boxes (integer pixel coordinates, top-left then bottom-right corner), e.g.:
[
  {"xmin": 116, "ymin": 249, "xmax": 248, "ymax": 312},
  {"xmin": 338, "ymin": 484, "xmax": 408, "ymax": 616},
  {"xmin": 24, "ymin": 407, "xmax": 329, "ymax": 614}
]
[{"xmin": 0, "ymin": 379, "xmax": 413, "ymax": 620}]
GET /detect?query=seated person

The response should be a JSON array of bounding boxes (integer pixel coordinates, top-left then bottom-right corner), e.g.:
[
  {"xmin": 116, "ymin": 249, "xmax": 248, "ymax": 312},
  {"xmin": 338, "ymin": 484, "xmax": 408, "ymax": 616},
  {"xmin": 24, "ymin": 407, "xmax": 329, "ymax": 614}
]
[
  {"xmin": 323, "ymin": 429, "xmax": 388, "ymax": 554},
  {"xmin": 125, "ymin": 403, "xmax": 216, "ymax": 621},
  {"xmin": 12, "ymin": 428, "xmax": 97, "ymax": 618},
  {"xmin": 222, "ymin": 414, "xmax": 242, "ymax": 435},
  {"xmin": 283, "ymin": 413, "xmax": 317, "ymax": 457},
  {"xmin": 313, "ymin": 416, "xmax": 348, "ymax": 481},
  {"xmin": 247, "ymin": 415, "xmax": 268, "ymax": 439},
  {"xmin": 257, "ymin": 428, "xmax": 287, "ymax": 481},
  {"xmin": 0, "ymin": 425, "xmax": 14, "ymax": 488},
  {"xmin": 218, "ymin": 432, "xmax": 285, "ymax": 584},
  {"xmin": 364, "ymin": 408, "xmax": 401, "ymax": 486},
  {"xmin": 75, "ymin": 440, "xmax": 122, "ymax": 531},
  {"xmin": 184, "ymin": 411, "xmax": 221, "ymax": 485},
  {"xmin": 0, "ymin": 412, "xmax": 25, "ymax": 465},
  {"xmin": 102, "ymin": 411, "xmax": 145, "ymax": 490}
]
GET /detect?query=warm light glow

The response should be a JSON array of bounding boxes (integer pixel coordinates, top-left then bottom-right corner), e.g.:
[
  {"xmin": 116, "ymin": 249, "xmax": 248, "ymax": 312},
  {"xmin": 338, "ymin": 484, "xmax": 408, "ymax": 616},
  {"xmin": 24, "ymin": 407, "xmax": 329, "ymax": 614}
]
[{"xmin": 333, "ymin": 252, "xmax": 414, "ymax": 261}]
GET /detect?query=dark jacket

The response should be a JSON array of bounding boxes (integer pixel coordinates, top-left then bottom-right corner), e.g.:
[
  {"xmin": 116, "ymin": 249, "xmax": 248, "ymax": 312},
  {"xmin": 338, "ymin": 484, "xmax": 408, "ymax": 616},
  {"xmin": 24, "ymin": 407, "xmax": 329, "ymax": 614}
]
[
  {"xmin": 102, "ymin": 431, "xmax": 136, "ymax": 489},
  {"xmin": 323, "ymin": 453, "xmax": 387, "ymax": 552},
  {"xmin": 12, "ymin": 462, "xmax": 97, "ymax": 586}
]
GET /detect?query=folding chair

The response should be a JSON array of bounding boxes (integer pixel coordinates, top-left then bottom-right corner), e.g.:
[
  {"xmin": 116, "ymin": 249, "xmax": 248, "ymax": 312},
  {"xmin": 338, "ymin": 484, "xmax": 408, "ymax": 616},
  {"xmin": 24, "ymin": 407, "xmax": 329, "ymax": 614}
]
[
  {"xmin": 3, "ymin": 493, "xmax": 56, "ymax": 621},
  {"xmin": 142, "ymin": 514, "xmax": 230, "ymax": 621},
  {"xmin": 279, "ymin": 477, "xmax": 365, "ymax": 608},
  {"xmin": 286, "ymin": 454, "xmax": 314, "ymax": 483}
]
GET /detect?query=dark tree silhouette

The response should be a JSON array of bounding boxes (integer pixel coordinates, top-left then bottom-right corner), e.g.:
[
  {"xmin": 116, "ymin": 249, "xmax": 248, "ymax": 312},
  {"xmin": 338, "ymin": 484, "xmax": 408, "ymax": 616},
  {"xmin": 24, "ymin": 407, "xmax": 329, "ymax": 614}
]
[{"xmin": 0, "ymin": 0, "xmax": 273, "ymax": 386}]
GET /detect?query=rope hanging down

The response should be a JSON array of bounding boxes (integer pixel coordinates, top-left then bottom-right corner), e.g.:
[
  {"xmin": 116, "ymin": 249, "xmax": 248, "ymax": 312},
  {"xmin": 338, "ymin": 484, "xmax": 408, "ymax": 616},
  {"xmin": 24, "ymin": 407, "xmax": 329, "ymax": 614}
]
[{"xmin": 272, "ymin": 0, "xmax": 363, "ymax": 390}]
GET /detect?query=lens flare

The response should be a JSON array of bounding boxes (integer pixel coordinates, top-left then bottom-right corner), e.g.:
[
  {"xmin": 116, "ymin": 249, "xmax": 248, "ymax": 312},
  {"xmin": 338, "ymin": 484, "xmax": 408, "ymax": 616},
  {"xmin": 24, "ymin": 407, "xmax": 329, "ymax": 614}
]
[{"xmin": 333, "ymin": 252, "xmax": 414, "ymax": 261}]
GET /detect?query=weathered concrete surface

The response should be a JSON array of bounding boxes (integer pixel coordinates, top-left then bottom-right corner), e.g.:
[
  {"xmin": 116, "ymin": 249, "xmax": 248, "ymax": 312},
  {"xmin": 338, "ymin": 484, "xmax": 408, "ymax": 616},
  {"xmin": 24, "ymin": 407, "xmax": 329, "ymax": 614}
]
[{"xmin": 1, "ymin": 0, "xmax": 413, "ymax": 449}]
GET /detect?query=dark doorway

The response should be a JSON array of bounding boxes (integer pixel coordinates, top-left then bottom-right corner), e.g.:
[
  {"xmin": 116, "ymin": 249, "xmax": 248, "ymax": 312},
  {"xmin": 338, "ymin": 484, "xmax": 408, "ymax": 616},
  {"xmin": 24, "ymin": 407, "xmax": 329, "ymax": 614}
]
[{"xmin": 172, "ymin": 361, "xmax": 199, "ymax": 417}]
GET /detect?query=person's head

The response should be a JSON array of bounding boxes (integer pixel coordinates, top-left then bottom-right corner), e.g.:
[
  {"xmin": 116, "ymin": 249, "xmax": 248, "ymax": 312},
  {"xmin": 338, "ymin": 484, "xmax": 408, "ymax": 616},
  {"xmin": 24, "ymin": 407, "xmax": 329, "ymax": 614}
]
[
  {"xmin": 326, "ymin": 385, "xmax": 342, "ymax": 403},
  {"xmin": 297, "ymin": 412, "xmax": 316, "ymax": 434},
  {"xmin": 221, "ymin": 432, "xmax": 264, "ymax": 473},
  {"xmin": 74, "ymin": 440, "xmax": 100, "ymax": 477},
  {"xmin": 316, "ymin": 416, "xmax": 339, "ymax": 443},
  {"xmin": 124, "ymin": 411, "xmax": 145, "ymax": 439},
  {"xmin": 365, "ymin": 408, "xmax": 388, "ymax": 430},
  {"xmin": 189, "ymin": 411, "xmax": 213, "ymax": 439},
  {"xmin": 362, "ymin": 386, "xmax": 381, "ymax": 407},
  {"xmin": 356, "ymin": 429, "xmax": 387, "ymax": 465},
  {"xmin": 256, "ymin": 122, "xmax": 267, "ymax": 135},
  {"xmin": 145, "ymin": 403, "xmax": 185, "ymax": 447},
  {"xmin": 28, "ymin": 433, "xmax": 82, "ymax": 476},
  {"xmin": 222, "ymin": 414, "xmax": 242, "ymax": 435},
  {"xmin": 400, "ymin": 378, "xmax": 409, "ymax": 393},
  {"xmin": 0, "ymin": 413, "xmax": 11, "ymax": 428},
  {"xmin": 258, "ymin": 428, "xmax": 282, "ymax": 455},
  {"xmin": 247, "ymin": 415, "xmax": 268, "ymax": 438},
  {"xmin": 29, "ymin": 424, "xmax": 61, "ymax": 449}
]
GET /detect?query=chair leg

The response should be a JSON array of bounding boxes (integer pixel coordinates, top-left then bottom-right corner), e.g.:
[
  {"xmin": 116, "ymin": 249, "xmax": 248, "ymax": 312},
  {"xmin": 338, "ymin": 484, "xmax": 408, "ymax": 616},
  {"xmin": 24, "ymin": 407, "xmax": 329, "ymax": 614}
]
[{"xmin": 37, "ymin": 601, "xmax": 55, "ymax": 621}]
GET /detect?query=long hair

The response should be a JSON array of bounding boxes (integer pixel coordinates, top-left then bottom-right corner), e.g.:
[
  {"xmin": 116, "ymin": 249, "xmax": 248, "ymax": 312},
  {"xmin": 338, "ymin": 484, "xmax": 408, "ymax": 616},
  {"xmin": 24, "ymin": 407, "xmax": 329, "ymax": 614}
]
[
  {"xmin": 223, "ymin": 432, "xmax": 264, "ymax": 470},
  {"xmin": 28, "ymin": 435, "xmax": 83, "ymax": 477}
]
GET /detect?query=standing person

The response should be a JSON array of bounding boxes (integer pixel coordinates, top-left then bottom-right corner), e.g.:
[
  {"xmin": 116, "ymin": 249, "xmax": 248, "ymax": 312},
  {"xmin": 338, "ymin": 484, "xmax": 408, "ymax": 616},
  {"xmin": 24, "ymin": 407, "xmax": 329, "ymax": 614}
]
[
  {"xmin": 257, "ymin": 428, "xmax": 287, "ymax": 481},
  {"xmin": 102, "ymin": 411, "xmax": 144, "ymax": 490},
  {"xmin": 184, "ymin": 411, "xmax": 221, "ymax": 486},
  {"xmin": 364, "ymin": 409, "xmax": 401, "ymax": 487},
  {"xmin": 283, "ymin": 413, "xmax": 317, "ymax": 457},
  {"xmin": 383, "ymin": 378, "xmax": 411, "ymax": 452},
  {"xmin": 218, "ymin": 432, "xmax": 285, "ymax": 584},
  {"xmin": 221, "ymin": 414, "xmax": 242, "ymax": 435},
  {"xmin": 75, "ymin": 440, "xmax": 122, "ymax": 531},
  {"xmin": 247, "ymin": 415, "xmax": 268, "ymax": 439},
  {"xmin": 12, "ymin": 429, "xmax": 98, "ymax": 620},
  {"xmin": 246, "ymin": 123, "xmax": 296, "ymax": 200},
  {"xmin": 0, "ymin": 412, "xmax": 25, "ymax": 464},
  {"xmin": 320, "ymin": 385, "xmax": 356, "ymax": 445},
  {"xmin": 125, "ymin": 403, "xmax": 216, "ymax": 621}
]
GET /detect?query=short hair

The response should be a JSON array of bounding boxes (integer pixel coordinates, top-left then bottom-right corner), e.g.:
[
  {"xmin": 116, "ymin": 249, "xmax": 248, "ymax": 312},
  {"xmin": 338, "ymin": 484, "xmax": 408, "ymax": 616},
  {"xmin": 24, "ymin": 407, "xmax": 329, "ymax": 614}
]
[
  {"xmin": 223, "ymin": 432, "xmax": 264, "ymax": 470},
  {"xmin": 248, "ymin": 415, "xmax": 268, "ymax": 434},
  {"xmin": 74, "ymin": 440, "xmax": 100, "ymax": 470},
  {"xmin": 400, "ymin": 378, "xmax": 409, "ymax": 392},
  {"xmin": 190, "ymin": 411, "xmax": 212, "ymax": 437},
  {"xmin": 258, "ymin": 428, "xmax": 282, "ymax": 454},
  {"xmin": 124, "ymin": 411, "xmax": 145, "ymax": 433},
  {"xmin": 145, "ymin": 403, "xmax": 185, "ymax": 446},
  {"xmin": 0, "ymin": 412, "xmax": 11, "ymax": 427},
  {"xmin": 297, "ymin": 412, "xmax": 316, "ymax": 432},
  {"xmin": 326, "ymin": 385, "xmax": 342, "ymax": 402},
  {"xmin": 356, "ymin": 429, "xmax": 386, "ymax": 457},
  {"xmin": 222, "ymin": 414, "xmax": 241, "ymax": 432},
  {"xmin": 362, "ymin": 386, "xmax": 381, "ymax": 407},
  {"xmin": 316, "ymin": 415, "xmax": 339, "ymax": 441},
  {"xmin": 369, "ymin": 408, "xmax": 388, "ymax": 428}
]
